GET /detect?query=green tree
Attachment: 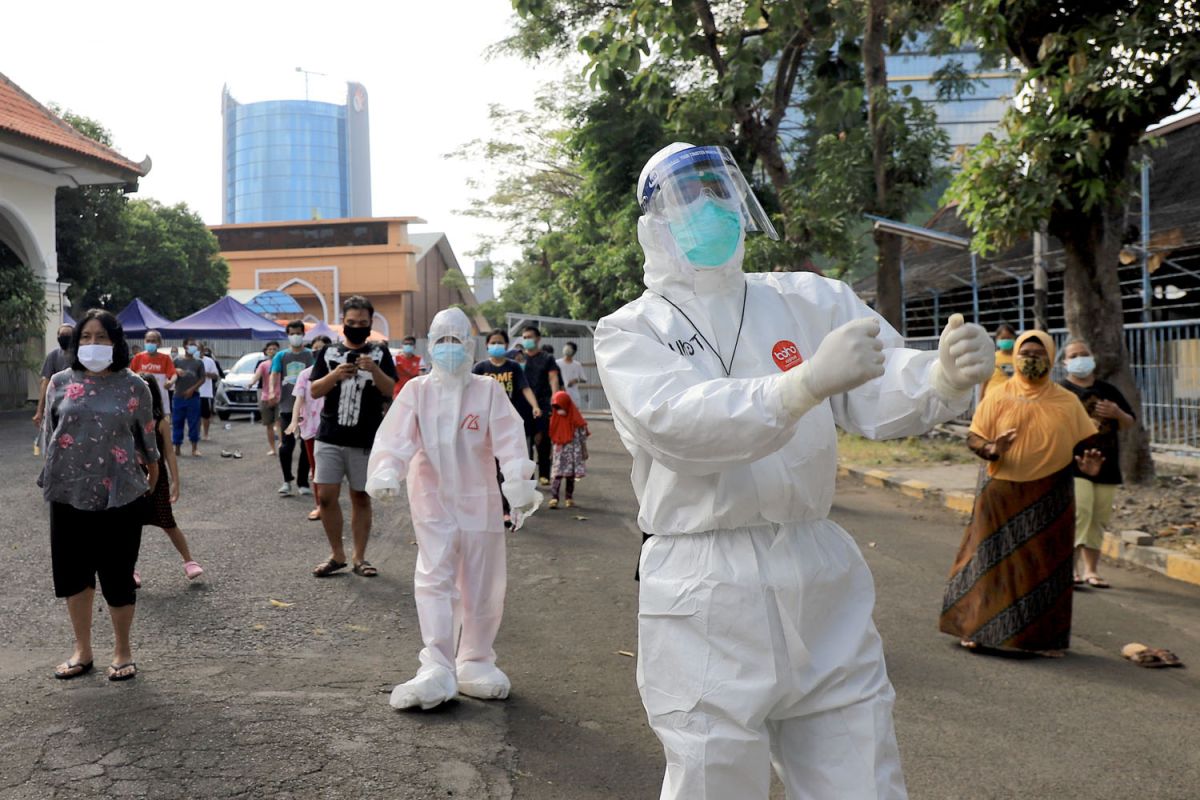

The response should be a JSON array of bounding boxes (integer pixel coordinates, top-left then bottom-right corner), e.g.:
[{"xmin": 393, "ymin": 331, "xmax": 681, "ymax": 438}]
[
  {"xmin": 506, "ymin": 0, "xmax": 952, "ymax": 329},
  {"xmin": 944, "ymin": 0, "xmax": 1200, "ymax": 483},
  {"xmin": 80, "ymin": 199, "xmax": 229, "ymax": 319},
  {"xmin": 50, "ymin": 109, "xmax": 229, "ymax": 319},
  {"xmin": 51, "ymin": 108, "xmax": 127, "ymax": 319},
  {"xmin": 0, "ymin": 241, "xmax": 47, "ymax": 346}
]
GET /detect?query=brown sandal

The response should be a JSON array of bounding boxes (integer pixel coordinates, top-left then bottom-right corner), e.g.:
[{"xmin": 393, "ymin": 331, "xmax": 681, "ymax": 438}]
[
  {"xmin": 312, "ymin": 558, "xmax": 347, "ymax": 577},
  {"xmin": 352, "ymin": 561, "xmax": 378, "ymax": 578}
]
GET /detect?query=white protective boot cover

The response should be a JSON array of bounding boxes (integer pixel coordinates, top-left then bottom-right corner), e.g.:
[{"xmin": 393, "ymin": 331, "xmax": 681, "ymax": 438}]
[
  {"xmin": 456, "ymin": 660, "xmax": 511, "ymax": 700},
  {"xmin": 389, "ymin": 663, "xmax": 458, "ymax": 710}
]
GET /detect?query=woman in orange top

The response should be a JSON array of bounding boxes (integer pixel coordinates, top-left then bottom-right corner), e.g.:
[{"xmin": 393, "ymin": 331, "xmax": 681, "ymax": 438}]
[
  {"xmin": 547, "ymin": 390, "xmax": 589, "ymax": 509},
  {"xmin": 939, "ymin": 330, "xmax": 1103, "ymax": 657}
]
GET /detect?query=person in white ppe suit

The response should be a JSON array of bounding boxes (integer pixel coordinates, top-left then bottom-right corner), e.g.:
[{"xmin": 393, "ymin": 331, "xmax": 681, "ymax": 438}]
[
  {"xmin": 366, "ymin": 308, "xmax": 541, "ymax": 710},
  {"xmin": 595, "ymin": 143, "xmax": 996, "ymax": 799}
]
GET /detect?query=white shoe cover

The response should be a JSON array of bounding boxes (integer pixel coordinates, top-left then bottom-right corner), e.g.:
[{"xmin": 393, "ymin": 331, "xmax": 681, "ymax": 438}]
[
  {"xmin": 456, "ymin": 661, "xmax": 511, "ymax": 700},
  {"xmin": 389, "ymin": 665, "xmax": 457, "ymax": 710}
]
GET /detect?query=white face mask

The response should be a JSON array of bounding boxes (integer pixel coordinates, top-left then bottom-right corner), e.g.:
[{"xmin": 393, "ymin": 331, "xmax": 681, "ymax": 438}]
[
  {"xmin": 1065, "ymin": 355, "xmax": 1096, "ymax": 377},
  {"xmin": 77, "ymin": 344, "xmax": 114, "ymax": 372},
  {"xmin": 289, "ymin": 334, "xmax": 304, "ymax": 348}
]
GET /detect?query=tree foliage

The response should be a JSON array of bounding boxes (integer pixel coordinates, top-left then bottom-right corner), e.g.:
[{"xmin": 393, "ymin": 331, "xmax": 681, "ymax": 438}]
[
  {"xmin": 474, "ymin": 0, "xmax": 954, "ymax": 319},
  {"xmin": 52, "ymin": 110, "xmax": 229, "ymax": 319},
  {"xmin": 943, "ymin": 0, "xmax": 1200, "ymax": 483},
  {"xmin": 0, "ymin": 241, "xmax": 47, "ymax": 346}
]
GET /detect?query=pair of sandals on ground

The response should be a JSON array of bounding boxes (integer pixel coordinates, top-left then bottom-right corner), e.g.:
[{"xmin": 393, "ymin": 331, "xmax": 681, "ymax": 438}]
[
  {"xmin": 54, "ymin": 658, "xmax": 136, "ymax": 682},
  {"xmin": 312, "ymin": 558, "xmax": 376, "ymax": 578}
]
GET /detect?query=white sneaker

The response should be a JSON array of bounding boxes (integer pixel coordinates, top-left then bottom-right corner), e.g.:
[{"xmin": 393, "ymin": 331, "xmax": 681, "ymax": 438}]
[
  {"xmin": 389, "ymin": 665, "xmax": 457, "ymax": 710},
  {"xmin": 277, "ymin": 481, "xmax": 295, "ymax": 496},
  {"xmin": 297, "ymin": 486, "xmax": 313, "ymax": 496},
  {"xmin": 456, "ymin": 661, "xmax": 511, "ymax": 700}
]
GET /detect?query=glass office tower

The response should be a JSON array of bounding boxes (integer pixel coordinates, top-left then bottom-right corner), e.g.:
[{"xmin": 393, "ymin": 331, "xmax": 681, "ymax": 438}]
[
  {"xmin": 222, "ymin": 82, "xmax": 371, "ymax": 224},
  {"xmin": 886, "ymin": 43, "xmax": 1018, "ymax": 152}
]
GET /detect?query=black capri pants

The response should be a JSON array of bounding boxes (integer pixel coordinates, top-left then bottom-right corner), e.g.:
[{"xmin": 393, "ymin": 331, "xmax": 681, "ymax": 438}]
[{"xmin": 50, "ymin": 500, "xmax": 144, "ymax": 607}]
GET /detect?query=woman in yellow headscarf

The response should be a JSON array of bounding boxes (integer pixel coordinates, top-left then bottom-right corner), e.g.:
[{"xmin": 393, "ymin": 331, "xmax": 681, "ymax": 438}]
[
  {"xmin": 939, "ymin": 330, "xmax": 1102, "ymax": 657},
  {"xmin": 979, "ymin": 323, "xmax": 1017, "ymax": 399}
]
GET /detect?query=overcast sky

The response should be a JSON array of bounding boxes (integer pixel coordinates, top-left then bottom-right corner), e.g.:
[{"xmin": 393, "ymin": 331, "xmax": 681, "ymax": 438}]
[{"xmin": 5, "ymin": 0, "xmax": 563, "ymax": 276}]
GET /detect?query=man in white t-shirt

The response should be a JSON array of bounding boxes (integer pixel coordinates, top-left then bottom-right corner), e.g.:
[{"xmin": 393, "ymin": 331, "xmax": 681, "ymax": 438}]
[
  {"xmin": 556, "ymin": 341, "xmax": 587, "ymax": 408},
  {"xmin": 199, "ymin": 345, "xmax": 220, "ymax": 440}
]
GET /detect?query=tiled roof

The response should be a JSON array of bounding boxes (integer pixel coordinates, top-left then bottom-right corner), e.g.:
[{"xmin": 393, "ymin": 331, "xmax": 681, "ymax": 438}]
[{"xmin": 0, "ymin": 71, "xmax": 148, "ymax": 178}]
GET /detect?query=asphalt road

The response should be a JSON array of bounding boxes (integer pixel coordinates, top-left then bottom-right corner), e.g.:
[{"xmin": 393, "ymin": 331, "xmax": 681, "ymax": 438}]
[{"xmin": 1, "ymin": 409, "xmax": 1198, "ymax": 799}]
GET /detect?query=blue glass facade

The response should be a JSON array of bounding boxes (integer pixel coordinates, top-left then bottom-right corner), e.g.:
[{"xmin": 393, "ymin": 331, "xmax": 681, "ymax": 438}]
[
  {"xmin": 886, "ymin": 45, "xmax": 1018, "ymax": 151},
  {"xmin": 223, "ymin": 98, "xmax": 349, "ymax": 223}
]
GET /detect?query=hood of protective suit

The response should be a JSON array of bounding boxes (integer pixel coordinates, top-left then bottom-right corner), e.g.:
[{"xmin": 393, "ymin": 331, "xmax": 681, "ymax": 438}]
[
  {"xmin": 637, "ymin": 142, "xmax": 747, "ymax": 300},
  {"xmin": 427, "ymin": 307, "xmax": 476, "ymax": 384}
]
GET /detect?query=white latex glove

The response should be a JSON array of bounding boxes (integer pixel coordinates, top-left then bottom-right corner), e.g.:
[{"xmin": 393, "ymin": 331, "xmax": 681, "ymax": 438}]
[
  {"xmin": 780, "ymin": 317, "xmax": 885, "ymax": 417},
  {"xmin": 365, "ymin": 467, "xmax": 402, "ymax": 501},
  {"xmin": 930, "ymin": 313, "xmax": 995, "ymax": 398}
]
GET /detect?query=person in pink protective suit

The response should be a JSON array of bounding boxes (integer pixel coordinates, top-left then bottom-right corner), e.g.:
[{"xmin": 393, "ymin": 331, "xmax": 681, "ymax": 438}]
[{"xmin": 366, "ymin": 308, "xmax": 542, "ymax": 710}]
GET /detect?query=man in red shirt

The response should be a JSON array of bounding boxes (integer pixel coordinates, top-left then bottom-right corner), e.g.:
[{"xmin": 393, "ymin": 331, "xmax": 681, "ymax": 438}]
[
  {"xmin": 129, "ymin": 329, "xmax": 176, "ymax": 412},
  {"xmin": 392, "ymin": 335, "xmax": 425, "ymax": 399}
]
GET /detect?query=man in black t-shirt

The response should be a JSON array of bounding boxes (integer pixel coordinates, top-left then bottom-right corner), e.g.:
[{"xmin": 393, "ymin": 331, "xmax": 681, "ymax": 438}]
[
  {"xmin": 518, "ymin": 325, "xmax": 561, "ymax": 484},
  {"xmin": 308, "ymin": 296, "xmax": 397, "ymax": 579},
  {"xmin": 1060, "ymin": 339, "xmax": 1136, "ymax": 588},
  {"xmin": 33, "ymin": 324, "xmax": 74, "ymax": 428}
]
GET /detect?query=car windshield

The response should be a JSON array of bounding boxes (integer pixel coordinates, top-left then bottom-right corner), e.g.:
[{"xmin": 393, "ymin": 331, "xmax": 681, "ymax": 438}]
[{"xmin": 230, "ymin": 352, "xmax": 267, "ymax": 375}]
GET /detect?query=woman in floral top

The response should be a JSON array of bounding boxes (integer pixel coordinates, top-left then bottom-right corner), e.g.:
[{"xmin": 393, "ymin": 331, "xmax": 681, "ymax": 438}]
[{"xmin": 39, "ymin": 310, "xmax": 159, "ymax": 682}]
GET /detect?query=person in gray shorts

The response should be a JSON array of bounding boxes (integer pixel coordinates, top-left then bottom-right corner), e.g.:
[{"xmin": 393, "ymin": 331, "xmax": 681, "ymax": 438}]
[{"xmin": 307, "ymin": 296, "xmax": 397, "ymax": 578}]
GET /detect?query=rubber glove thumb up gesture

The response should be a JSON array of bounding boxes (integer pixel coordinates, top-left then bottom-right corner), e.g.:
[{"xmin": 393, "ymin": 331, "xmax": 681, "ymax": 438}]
[
  {"xmin": 931, "ymin": 313, "xmax": 995, "ymax": 397},
  {"xmin": 781, "ymin": 317, "xmax": 885, "ymax": 416}
]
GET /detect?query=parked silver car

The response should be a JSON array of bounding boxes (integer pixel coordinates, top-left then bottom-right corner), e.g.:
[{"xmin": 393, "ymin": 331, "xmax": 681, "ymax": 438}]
[{"xmin": 214, "ymin": 352, "xmax": 268, "ymax": 421}]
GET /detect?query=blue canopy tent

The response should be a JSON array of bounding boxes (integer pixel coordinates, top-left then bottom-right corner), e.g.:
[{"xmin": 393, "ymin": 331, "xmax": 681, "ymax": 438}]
[
  {"xmin": 162, "ymin": 296, "xmax": 287, "ymax": 340},
  {"xmin": 115, "ymin": 298, "xmax": 173, "ymax": 337},
  {"xmin": 244, "ymin": 290, "xmax": 304, "ymax": 320}
]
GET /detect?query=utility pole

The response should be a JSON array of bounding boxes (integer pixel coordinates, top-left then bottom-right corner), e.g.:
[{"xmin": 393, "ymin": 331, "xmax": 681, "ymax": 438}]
[
  {"xmin": 295, "ymin": 67, "xmax": 327, "ymax": 101},
  {"xmin": 1033, "ymin": 227, "xmax": 1049, "ymax": 331}
]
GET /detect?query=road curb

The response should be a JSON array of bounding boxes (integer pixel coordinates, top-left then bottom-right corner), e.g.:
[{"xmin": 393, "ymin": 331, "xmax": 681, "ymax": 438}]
[{"xmin": 839, "ymin": 462, "xmax": 1200, "ymax": 589}]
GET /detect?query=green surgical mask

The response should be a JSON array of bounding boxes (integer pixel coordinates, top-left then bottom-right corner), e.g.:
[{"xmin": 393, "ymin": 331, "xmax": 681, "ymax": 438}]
[{"xmin": 997, "ymin": 339, "xmax": 1015, "ymax": 352}]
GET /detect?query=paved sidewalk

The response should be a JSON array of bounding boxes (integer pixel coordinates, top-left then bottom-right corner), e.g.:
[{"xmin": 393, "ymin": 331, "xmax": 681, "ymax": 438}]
[{"xmin": 839, "ymin": 457, "xmax": 1200, "ymax": 588}]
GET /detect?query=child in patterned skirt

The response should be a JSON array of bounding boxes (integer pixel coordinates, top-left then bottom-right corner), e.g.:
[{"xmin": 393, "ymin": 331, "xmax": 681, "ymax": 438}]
[{"xmin": 547, "ymin": 390, "xmax": 589, "ymax": 509}]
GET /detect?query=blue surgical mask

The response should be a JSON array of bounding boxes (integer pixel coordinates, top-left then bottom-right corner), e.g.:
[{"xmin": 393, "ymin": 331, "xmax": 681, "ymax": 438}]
[
  {"xmin": 1066, "ymin": 355, "xmax": 1096, "ymax": 377},
  {"xmin": 402, "ymin": 344, "xmax": 415, "ymax": 355},
  {"xmin": 488, "ymin": 343, "xmax": 507, "ymax": 358},
  {"xmin": 187, "ymin": 345, "xmax": 199, "ymax": 356},
  {"xmin": 430, "ymin": 342, "xmax": 467, "ymax": 373},
  {"xmin": 669, "ymin": 200, "xmax": 743, "ymax": 268},
  {"xmin": 144, "ymin": 343, "xmax": 158, "ymax": 354}
]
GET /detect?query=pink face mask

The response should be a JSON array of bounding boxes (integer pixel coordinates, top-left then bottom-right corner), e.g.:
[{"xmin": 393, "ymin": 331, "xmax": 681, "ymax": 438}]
[{"xmin": 556, "ymin": 409, "xmax": 567, "ymax": 416}]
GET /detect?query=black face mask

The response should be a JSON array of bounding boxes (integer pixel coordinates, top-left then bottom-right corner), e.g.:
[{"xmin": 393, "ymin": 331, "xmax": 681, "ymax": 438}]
[
  {"xmin": 343, "ymin": 325, "xmax": 370, "ymax": 346},
  {"xmin": 58, "ymin": 335, "xmax": 72, "ymax": 351}
]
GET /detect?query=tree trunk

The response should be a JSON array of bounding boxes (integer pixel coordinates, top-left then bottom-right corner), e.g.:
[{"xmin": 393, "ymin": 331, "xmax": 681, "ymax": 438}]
[
  {"xmin": 863, "ymin": 0, "xmax": 903, "ymax": 329},
  {"xmin": 1056, "ymin": 206, "xmax": 1155, "ymax": 485}
]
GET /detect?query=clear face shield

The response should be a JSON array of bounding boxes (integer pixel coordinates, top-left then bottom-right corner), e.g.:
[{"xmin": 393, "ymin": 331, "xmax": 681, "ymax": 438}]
[{"xmin": 639, "ymin": 146, "xmax": 778, "ymax": 267}]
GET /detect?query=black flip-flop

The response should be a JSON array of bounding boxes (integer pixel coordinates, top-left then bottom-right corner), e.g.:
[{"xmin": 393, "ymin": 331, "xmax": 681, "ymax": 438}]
[
  {"xmin": 352, "ymin": 561, "xmax": 378, "ymax": 578},
  {"xmin": 313, "ymin": 558, "xmax": 348, "ymax": 577},
  {"xmin": 54, "ymin": 659, "xmax": 93, "ymax": 680},
  {"xmin": 107, "ymin": 662, "xmax": 137, "ymax": 682}
]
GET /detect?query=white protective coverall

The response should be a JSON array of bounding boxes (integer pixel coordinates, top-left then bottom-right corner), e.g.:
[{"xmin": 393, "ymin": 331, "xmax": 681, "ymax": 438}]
[
  {"xmin": 595, "ymin": 146, "xmax": 993, "ymax": 799},
  {"xmin": 367, "ymin": 308, "xmax": 540, "ymax": 709}
]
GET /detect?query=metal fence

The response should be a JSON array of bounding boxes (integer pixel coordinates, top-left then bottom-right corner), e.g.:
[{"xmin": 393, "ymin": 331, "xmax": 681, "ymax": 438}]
[{"xmin": 905, "ymin": 319, "xmax": 1200, "ymax": 447}]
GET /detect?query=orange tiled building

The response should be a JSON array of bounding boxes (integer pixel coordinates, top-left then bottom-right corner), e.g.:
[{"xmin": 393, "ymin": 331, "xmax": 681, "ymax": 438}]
[{"xmin": 212, "ymin": 217, "xmax": 487, "ymax": 340}]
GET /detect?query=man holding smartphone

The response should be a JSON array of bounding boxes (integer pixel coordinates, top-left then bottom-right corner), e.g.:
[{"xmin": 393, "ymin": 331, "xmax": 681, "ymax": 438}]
[{"xmin": 308, "ymin": 296, "xmax": 397, "ymax": 578}]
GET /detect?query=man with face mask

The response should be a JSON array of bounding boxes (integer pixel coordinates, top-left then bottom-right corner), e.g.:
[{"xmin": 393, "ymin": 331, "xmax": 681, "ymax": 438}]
[
  {"xmin": 172, "ymin": 338, "xmax": 207, "ymax": 458},
  {"xmin": 366, "ymin": 308, "xmax": 541, "ymax": 710},
  {"xmin": 594, "ymin": 143, "xmax": 997, "ymax": 799},
  {"xmin": 33, "ymin": 324, "xmax": 77, "ymax": 428},
  {"xmin": 271, "ymin": 321, "xmax": 315, "ymax": 497},
  {"xmin": 309, "ymin": 296, "xmax": 398, "ymax": 578}
]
